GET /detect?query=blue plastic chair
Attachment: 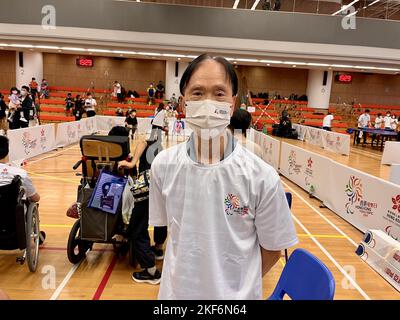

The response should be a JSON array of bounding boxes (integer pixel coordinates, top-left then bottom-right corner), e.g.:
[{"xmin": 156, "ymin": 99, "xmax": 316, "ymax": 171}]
[{"xmin": 268, "ymin": 248, "xmax": 336, "ymax": 300}]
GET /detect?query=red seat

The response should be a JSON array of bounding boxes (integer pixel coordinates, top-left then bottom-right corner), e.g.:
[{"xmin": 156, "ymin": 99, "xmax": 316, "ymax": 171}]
[{"xmin": 39, "ymin": 114, "xmax": 75, "ymax": 122}]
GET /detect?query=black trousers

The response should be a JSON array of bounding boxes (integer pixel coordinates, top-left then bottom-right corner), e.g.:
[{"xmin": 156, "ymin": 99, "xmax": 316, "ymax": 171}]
[
  {"xmin": 128, "ymin": 199, "xmax": 155, "ymax": 269},
  {"xmin": 87, "ymin": 110, "xmax": 96, "ymax": 118},
  {"xmin": 323, "ymin": 127, "xmax": 331, "ymax": 131},
  {"xmin": 154, "ymin": 226, "xmax": 167, "ymax": 245}
]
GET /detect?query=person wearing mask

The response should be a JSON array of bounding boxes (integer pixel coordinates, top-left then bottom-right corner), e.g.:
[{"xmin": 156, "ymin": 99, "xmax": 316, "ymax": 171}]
[
  {"xmin": 155, "ymin": 81, "xmax": 165, "ymax": 100},
  {"xmin": 147, "ymin": 83, "xmax": 156, "ymax": 106},
  {"xmin": 118, "ymin": 137, "xmax": 164, "ymax": 284},
  {"xmin": 7, "ymin": 87, "xmax": 25, "ymax": 129},
  {"xmin": 0, "ymin": 94, "xmax": 8, "ymax": 135},
  {"xmin": 149, "ymin": 54, "xmax": 298, "ymax": 300},
  {"xmin": 374, "ymin": 113, "xmax": 383, "ymax": 129},
  {"xmin": 113, "ymin": 81, "xmax": 122, "ymax": 99},
  {"xmin": 384, "ymin": 111, "xmax": 392, "ymax": 130},
  {"xmin": 125, "ymin": 109, "xmax": 138, "ymax": 138},
  {"xmin": 391, "ymin": 114, "xmax": 399, "ymax": 131},
  {"xmin": 228, "ymin": 108, "xmax": 263, "ymax": 158},
  {"xmin": 169, "ymin": 93, "xmax": 177, "ymax": 108},
  {"xmin": 40, "ymin": 79, "xmax": 49, "ymax": 99},
  {"xmin": 73, "ymin": 94, "xmax": 85, "ymax": 121},
  {"xmin": 150, "ymin": 103, "xmax": 166, "ymax": 141},
  {"xmin": 322, "ymin": 112, "xmax": 334, "ymax": 131},
  {"xmin": 357, "ymin": 109, "xmax": 371, "ymax": 144},
  {"xmin": 20, "ymin": 86, "xmax": 34, "ymax": 128},
  {"xmin": 84, "ymin": 93, "xmax": 97, "ymax": 118}
]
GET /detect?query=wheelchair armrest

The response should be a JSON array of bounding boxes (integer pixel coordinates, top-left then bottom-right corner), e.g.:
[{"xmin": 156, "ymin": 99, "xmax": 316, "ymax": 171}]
[{"xmin": 17, "ymin": 188, "xmax": 25, "ymax": 204}]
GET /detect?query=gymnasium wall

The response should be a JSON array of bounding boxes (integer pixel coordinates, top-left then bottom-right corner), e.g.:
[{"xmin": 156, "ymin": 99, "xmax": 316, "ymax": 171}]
[
  {"xmin": 237, "ymin": 65, "xmax": 308, "ymax": 98},
  {"xmin": 0, "ymin": 51, "xmax": 16, "ymax": 90},
  {"xmin": 43, "ymin": 53, "xmax": 166, "ymax": 92},
  {"xmin": 330, "ymin": 72, "xmax": 400, "ymax": 105}
]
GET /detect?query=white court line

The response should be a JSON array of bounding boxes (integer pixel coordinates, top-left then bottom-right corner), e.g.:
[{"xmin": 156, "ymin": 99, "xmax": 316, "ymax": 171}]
[
  {"xmin": 27, "ymin": 144, "xmax": 79, "ymax": 165},
  {"xmin": 291, "ymin": 214, "xmax": 371, "ymax": 300},
  {"xmin": 281, "ymin": 180, "xmax": 359, "ymax": 247},
  {"xmin": 49, "ymin": 261, "xmax": 82, "ymax": 300}
]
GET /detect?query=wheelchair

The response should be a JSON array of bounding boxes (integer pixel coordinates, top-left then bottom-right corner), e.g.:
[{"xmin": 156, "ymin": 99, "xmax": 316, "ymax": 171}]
[
  {"xmin": 67, "ymin": 135, "xmax": 136, "ymax": 266},
  {"xmin": 0, "ymin": 176, "xmax": 46, "ymax": 272}
]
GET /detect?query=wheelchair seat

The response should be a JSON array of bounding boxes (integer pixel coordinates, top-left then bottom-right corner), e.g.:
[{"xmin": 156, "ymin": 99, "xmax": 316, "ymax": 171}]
[
  {"xmin": 0, "ymin": 176, "xmax": 26, "ymax": 251},
  {"xmin": 0, "ymin": 175, "xmax": 45, "ymax": 272}
]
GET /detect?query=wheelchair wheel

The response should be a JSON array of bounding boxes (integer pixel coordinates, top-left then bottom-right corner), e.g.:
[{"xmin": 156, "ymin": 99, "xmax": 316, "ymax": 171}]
[
  {"xmin": 26, "ymin": 203, "xmax": 40, "ymax": 272},
  {"xmin": 67, "ymin": 219, "xmax": 91, "ymax": 264}
]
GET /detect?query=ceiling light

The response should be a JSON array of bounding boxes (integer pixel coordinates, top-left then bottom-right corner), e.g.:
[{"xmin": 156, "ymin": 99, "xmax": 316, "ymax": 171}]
[
  {"xmin": 61, "ymin": 47, "xmax": 87, "ymax": 52},
  {"xmin": 331, "ymin": 64, "xmax": 354, "ymax": 68},
  {"xmin": 0, "ymin": 43, "xmax": 9, "ymax": 47},
  {"xmin": 88, "ymin": 48, "xmax": 112, "ymax": 53},
  {"xmin": 35, "ymin": 45, "xmax": 60, "ymax": 50},
  {"xmin": 260, "ymin": 60, "xmax": 282, "ymax": 64},
  {"xmin": 137, "ymin": 52, "xmax": 162, "ymax": 56},
  {"xmin": 113, "ymin": 50, "xmax": 136, "ymax": 55},
  {"xmin": 307, "ymin": 63, "xmax": 330, "ymax": 67},
  {"xmin": 186, "ymin": 55, "xmax": 198, "ymax": 59},
  {"xmin": 376, "ymin": 67, "xmax": 400, "ymax": 72},
  {"xmin": 162, "ymin": 53, "xmax": 186, "ymax": 58},
  {"xmin": 283, "ymin": 61, "xmax": 306, "ymax": 65},
  {"xmin": 235, "ymin": 58, "xmax": 259, "ymax": 63},
  {"xmin": 9, "ymin": 44, "xmax": 34, "ymax": 48},
  {"xmin": 354, "ymin": 66, "xmax": 376, "ymax": 70}
]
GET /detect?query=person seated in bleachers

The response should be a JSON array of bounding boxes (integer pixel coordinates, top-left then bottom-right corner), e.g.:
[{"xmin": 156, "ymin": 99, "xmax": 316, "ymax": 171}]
[
  {"xmin": 115, "ymin": 108, "xmax": 124, "ymax": 117},
  {"xmin": 155, "ymin": 81, "xmax": 165, "ymax": 100},
  {"xmin": 228, "ymin": 108, "xmax": 262, "ymax": 158},
  {"xmin": 0, "ymin": 135, "xmax": 40, "ymax": 203},
  {"xmin": 39, "ymin": 79, "xmax": 49, "ymax": 99},
  {"xmin": 65, "ymin": 93, "xmax": 74, "ymax": 116},
  {"xmin": 322, "ymin": 112, "xmax": 334, "ymax": 131},
  {"xmin": 147, "ymin": 83, "xmax": 156, "ymax": 106}
]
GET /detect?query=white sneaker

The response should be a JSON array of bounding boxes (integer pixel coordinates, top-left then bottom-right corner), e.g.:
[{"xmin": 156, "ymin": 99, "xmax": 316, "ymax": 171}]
[{"xmin": 20, "ymin": 116, "xmax": 28, "ymax": 123}]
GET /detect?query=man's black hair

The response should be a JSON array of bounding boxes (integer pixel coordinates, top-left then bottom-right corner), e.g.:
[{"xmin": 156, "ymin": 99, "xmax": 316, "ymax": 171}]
[
  {"xmin": 365, "ymin": 109, "xmax": 370, "ymax": 113},
  {"xmin": 21, "ymin": 86, "xmax": 30, "ymax": 92},
  {"xmin": 229, "ymin": 108, "xmax": 252, "ymax": 137},
  {"xmin": 108, "ymin": 126, "xmax": 129, "ymax": 137},
  {"xmin": 180, "ymin": 54, "xmax": 238, "ymax": 96},
  {"xmin": 0, "ymin": 135, "xmax": 9, "ymax": 160}
]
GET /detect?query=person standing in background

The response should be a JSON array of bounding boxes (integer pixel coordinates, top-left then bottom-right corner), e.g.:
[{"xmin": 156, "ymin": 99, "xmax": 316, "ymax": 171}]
[
  {"xmin": 20, "ymin": 86, "xmax": 33, "ymax": 128},
  {"xmin": 0, "ymin": 94, "xmax": 8, "ymax": 135},
  {"xmin": 73, "ymin": 94, "xmax": 85, "ymax": 121},
  {"xmin": 147, "ymin": 83, "xmax": 156, "ymax": 106},
  {"xmin": 374, "ymin": 113, "xmax": 383, "ymax": 129},
  {"xmin": 84, "ymin": 93, "xmax": 97, "ymax": 118},
  {"xmin": 155, "ymin": 81, "xmax": 165, "ymax": 100},
  {"xmin": 29, "ymin": 77, "xmax": 38, "ymax": 101},
  {"xmin": 384, "ymin": 111, "xmax": 392, "ymax": 130},
  {"xmin": 357, "ymin": 109, "xmax": 371, "ymax": 144}
]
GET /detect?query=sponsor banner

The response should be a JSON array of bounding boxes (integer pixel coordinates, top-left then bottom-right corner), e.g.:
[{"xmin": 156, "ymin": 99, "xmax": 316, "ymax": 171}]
[
  {"xmin": 55, "ymin": 121, "xmax": 80, "ymax": 147},
  {"xmin": 79, "ymin": 117, "xmax": 97, "ymax": 136},
  {"xmin": 292, "ymin": 123, "xmax": 350, "ymax": 155},
  {"xmin": 382, "ymin": 142, "xmax": 400, "ymax": 165},
  {"xmin": 279, "ymin": 142, "xmax": 332, "ymax": 203},
  {"xmin": 8, "ymin": 124, "xmax": 56, "ymax": 163},
  {"xmin": 357, "ymin": 242, "xmax": 400, "ymax": 292},
  {"xmin": 249, "ymin": 129, "xmax": 280, "ymax": 170},
  {"xmin": 95, "ymin": 115, "xmax": 125, "ymax": 133},
  {"xmin": 325, "ymin": 161, "xmax": 400, "ymax": 240}
]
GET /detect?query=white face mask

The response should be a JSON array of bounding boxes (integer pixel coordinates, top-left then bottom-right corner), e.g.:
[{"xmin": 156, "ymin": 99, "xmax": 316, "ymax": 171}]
[{"xmin": 185, "ymin": 99, "xmax": 232, "ymax": 140}]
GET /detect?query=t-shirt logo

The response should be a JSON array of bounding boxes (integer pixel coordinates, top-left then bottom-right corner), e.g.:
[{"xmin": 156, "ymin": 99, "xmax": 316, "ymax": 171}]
[{"xmin": 224, "ymin": 193, "xmax": 249, "ymax": 216}]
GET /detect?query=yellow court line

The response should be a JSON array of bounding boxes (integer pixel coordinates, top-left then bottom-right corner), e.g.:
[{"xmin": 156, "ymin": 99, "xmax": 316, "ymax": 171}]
[
  {"xmin": 28, "ymin": 171, "xmax": 79, "ymax": 184},
  {"xmin": 279, "ymin": 258, "xmax": 286, "ymax": 267}
]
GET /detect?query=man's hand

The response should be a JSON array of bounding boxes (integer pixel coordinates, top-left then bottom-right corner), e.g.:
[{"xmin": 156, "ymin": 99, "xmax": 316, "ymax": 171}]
[{"xmin": 118, "ymin": 160, "xmax": 134, "ymax": 170}]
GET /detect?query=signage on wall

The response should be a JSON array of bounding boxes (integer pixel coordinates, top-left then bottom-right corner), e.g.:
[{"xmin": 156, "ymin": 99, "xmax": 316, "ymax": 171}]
[
  {"xmin": 76, "ymin": 57, "xmax": 94, "ymax": 67},
  {"xmin": 335, "ymin": 73, "xmax": 352, "ymax": 83}
]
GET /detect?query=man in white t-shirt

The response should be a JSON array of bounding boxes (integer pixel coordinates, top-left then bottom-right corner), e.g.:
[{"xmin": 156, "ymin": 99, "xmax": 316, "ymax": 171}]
[
  {"xmin": 84, "ymin": 93, "xmax": 97, "ymax": 118},
  {"xmin": 322, "ymin": 112, "xmax": 334, "ymax": 131},
  {"xmin": 0, "ymin": 136, "xmax": 40, "ymax": 202},
  {"xmin": 357, "ymin": 109, "xmax": 371, "ymax": 144},
  {"xmin": 391, "ymin": 115, "xmax": 398, "ymax": 131},
  {"xmin": 384, "ymin": 111, "xmax": 392, "ymax": 130},
  {"xmin": 149, "ymin": 55, "xmax": 298, "ymax": 300},
  {"xmin": 150, "ymin": 104, "xmax": 166, "ymax": 141}
]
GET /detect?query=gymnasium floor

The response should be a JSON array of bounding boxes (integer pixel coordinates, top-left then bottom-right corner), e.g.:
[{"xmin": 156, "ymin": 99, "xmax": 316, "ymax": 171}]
[{"xmin": 0, "ymin": 134, "xmax": 399, "ymax": 300}]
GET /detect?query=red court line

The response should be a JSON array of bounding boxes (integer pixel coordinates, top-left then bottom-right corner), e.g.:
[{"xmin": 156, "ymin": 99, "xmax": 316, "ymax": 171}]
[{"xmin": 92, "ymin": 256, "xmax": 118, "ymax": 300}]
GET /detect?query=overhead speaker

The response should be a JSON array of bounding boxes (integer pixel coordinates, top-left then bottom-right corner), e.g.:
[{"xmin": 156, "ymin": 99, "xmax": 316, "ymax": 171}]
[
  {"xmin": 19, "ymin": 52, "xmax": 24, "ymax": 68},
  {"xmin": 175, "ymin": 61, "xmax": 179, "ymax": 77},
  {"xmin": 322, "ymin": 71, "xmax": 328, "ymax": 86}
]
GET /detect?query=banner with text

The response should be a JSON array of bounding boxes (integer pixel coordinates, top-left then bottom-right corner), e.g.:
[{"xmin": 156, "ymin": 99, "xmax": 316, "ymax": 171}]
[
  {"xmin": 8, "ymin": 124, "xmax": 56, "ymax": 164},
  {"xmin": 249, "ymin": 129, "xmax": 280, "ymax": 170}
]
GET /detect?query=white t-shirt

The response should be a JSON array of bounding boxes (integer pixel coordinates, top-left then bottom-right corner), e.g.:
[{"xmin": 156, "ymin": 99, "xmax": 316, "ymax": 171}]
[
  {"xmin": 149, "ymin": 140, "xmax": 298, "ymax": 300},
  {"xmin": 358, "ymin": 113, "xmax": 370, "ymax": 128},
  {"xmin": 322, "ymin": 114, "xmax": 334, "ymax": 128},
  {"xmin": 384, "ymin": 115, "xmax": 392, "ymax": 128},
  {"xmin": 0, "ymin": 163, "xmax": 36, "ymax": 198},
  {"xmin": 374, "ymin": 116, "xmax": 383, "ymax": 129},
  {"xmin": 84, "ymin": 98, "xmax": 97, "ymax": 111},
  {"xmin": 152, "ymin": 110, "xmax": 166, "ymax": 127},
  {"xmin": 391, "ymin": 118, "xmax": 398, "ymax": 130}
]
